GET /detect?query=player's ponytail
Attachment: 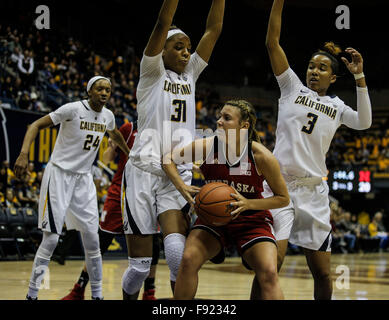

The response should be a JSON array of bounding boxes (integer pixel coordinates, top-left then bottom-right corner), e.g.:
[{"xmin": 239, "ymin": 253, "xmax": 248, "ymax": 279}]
[
  {"xmin": 312, "ymin": 41, "xmax": 342, "ymax": 75},
  {"xmin": 225, "ymin": 99, "xmax": 260, "ymax": 143}
]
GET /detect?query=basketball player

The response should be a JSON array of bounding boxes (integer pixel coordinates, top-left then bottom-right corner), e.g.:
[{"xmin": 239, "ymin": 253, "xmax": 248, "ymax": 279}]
[
  {"xmin": 121, "ymin": 0, "xmax": 225, "ymax": 299},
  {"xmin": 60, "ymin": 122, "xmax": 161, "ymax": 300},
  {"xmin": 14, "ymin": 76, "xmax": 131, "ymax": 300},
  {"xmin": 163, "ymin": 100, "xmax": 290, "ymax": 300},
  {"xmin": 251, "ymin": 0, "xmax": 372, "ymax": 300}
]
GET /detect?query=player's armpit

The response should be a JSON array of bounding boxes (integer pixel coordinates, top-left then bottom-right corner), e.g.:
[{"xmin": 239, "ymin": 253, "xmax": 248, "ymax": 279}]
[{"xmin": 255, "ymin": 151, "xmax": 289, "ymax": 208}]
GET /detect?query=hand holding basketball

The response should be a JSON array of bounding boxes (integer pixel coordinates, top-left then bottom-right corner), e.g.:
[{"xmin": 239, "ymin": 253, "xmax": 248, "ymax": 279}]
[
  {"xmin": 178, "ymin": 184, "xmax": 201, "ymax": 205},
  {"xmin": 229, "ymin": 188, "xmax": 250, "ymax": 219}
]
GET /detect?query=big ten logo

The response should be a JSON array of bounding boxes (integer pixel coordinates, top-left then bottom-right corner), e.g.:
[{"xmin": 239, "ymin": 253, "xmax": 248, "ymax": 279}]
[
  {"xmin": 29, "ymin": 127, "xmax": 57, "ymax": 163},
  {"xmin": 98, "ymin": 136, "xmax": 118, "ymax": 171},
  {"xmin": 335, "ymin": 264, "xmax": 350, "ymax": 290},
  {"xmin": 35, "ymin": 5, "xmax": 50, "ymax": 30},
  {"xmin": 358, "ymin": 170, "xmax": 371, "ymax": 193},
  {"xmin": 359, "ymin": 170, "xmax": 371, "ymax": 183},
  {"xmin": 335, "ymin": 5, "xmax": 350, "ymax": 30},
  {"xmin": 35, "ymin": 265, "xmax": 50, "ymax": 290}
]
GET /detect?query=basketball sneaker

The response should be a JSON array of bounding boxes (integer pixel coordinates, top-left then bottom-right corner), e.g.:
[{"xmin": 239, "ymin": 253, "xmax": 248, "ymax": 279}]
[
  {"xmin": 142, "ymin": 289, "xmax": 156, "ymax": 300},
  {"xmin": 61, "ymin": 283, "xmax": 85, "ymax": 300},
  {"xmin": 25, "ymin": 295, "xmax": 37, "ymax": 300}
]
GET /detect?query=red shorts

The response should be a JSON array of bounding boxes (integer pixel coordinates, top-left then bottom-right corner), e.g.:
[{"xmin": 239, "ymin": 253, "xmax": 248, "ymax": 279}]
[
  {"xmin": 193, "ymin": 210, "xmax": 276, "ymax": 258},
  {"xmin": 99, "ymin": 197, "xmax": 123, "ymax": 234}
]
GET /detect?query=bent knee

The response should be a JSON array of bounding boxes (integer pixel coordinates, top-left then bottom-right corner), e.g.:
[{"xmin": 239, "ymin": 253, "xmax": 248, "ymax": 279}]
[
  {"xmin": 312, "ymin": 271, "xmax": 331, "ymax": 282},
  {"xmin": 256, "ymin": 268, "xmax": 279, "ymax": 287},
  {"xmin": 180, "ymin": 249, "xmax": 203, "ymax": 273}
]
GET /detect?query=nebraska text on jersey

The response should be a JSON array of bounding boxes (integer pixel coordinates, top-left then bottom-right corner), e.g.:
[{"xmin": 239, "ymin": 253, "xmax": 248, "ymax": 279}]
[{"xmin": 204, "ymin": 179, "xmax": 256, "ymax": 193}]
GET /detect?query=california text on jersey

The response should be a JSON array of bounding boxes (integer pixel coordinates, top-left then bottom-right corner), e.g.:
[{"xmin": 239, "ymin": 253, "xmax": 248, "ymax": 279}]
[
  {"xmin": 80, "ymin": 121, "xmax": 107, "ymax": 133},
  {"xmin": 163, "ymin": 80, "xmax": 192, "ymax": 95},
  {"xmin": 294, "ymin": 95, "xmax": 337, "ymax": 120}
]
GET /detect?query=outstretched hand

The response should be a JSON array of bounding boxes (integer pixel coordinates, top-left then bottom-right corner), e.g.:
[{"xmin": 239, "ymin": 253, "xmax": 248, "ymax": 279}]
[{"xmin": 341, "ymin": 47, "xmax": 363, "ymax": 75}]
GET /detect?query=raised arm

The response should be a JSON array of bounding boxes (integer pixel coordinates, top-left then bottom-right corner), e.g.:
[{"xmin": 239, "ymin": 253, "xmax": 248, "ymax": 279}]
[
  {"xmin": 265, "ymin": 0, "xmax": 289, "ymax": 76},
  {"xmin": 341, "ymin": 48, "xmax": 372, "ymax": 130},
  {"xmin": 195, "ymin": 0, "xmax": 225, "ymax": 63},
  {"xmin": 14, "ymin": 115, "xmax": 54, "ymax": 179},
  {"xmin": 144, "ymin": 0, "xmax": 180, "ymax": 57}
]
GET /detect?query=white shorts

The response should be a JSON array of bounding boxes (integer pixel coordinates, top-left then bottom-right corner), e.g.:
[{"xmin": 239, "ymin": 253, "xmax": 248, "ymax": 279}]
[
  {"xmin": 38, "ymin": 162, "xmax": 99, "ymax": 235},
  {"xmin": 262, "ymin": 177, "xmax": 332, "ymax": 251},
  {"xmin": 121, "ymin": 161, "xmax": 192, "ymax": 235}
]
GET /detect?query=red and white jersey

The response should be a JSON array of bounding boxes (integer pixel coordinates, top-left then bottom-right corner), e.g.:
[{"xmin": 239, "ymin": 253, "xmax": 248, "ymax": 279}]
[
  {"xmin": 49, "ymin": 100, "xmax": 115, "ymax": 174},
  {"xmin": 106, "ymin": 121, "xmax": 136, "ymax": 201},
  {"xmin": 129, "ymin": 51, "xmax": 207, "ymax": 176},
  {"xmin": 273, "ymin": 68, "xmax": 358, "ymax": 178},
  {"xmin": 200, "ymin": 136, "xmax": 270, "ymax": 218}
]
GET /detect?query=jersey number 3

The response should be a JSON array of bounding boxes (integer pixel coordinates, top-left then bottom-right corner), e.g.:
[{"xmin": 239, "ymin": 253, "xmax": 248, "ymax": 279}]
[
  {"xmin": 301, "ymin": 113, "xmax": 318, "ymax": 134},
  {"xmin": 171, "ymin": 99, "xmax": 187, "ymax": 122}
]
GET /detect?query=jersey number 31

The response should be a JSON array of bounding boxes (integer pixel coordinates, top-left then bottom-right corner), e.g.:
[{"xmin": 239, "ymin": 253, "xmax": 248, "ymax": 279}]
[
  {"xmin": 301, "ymin": 112, "xmax": 318, "ymax": 134},
  {"xmin": 171, "ymin": 99, "xmax": 187, "ymax": 122}
]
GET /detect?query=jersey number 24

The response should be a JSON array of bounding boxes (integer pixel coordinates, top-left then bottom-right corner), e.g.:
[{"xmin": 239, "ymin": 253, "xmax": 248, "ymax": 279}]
[{"xmin": 83, "ymin": 134, "xmax": 100, "ymax": 151}]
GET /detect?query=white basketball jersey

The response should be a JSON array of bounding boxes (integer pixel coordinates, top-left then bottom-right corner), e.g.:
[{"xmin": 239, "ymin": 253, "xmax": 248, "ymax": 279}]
[
  {"xmin": 49, "ymin": 100, "xmax": 115, "ymax": 174},
  {"xmin": 273, "ymin": 68, "xmax": 354, "ymax": 177},
  {"xmin": 129, "ymin": 51, "xmax": 207, "ymax": 176}
]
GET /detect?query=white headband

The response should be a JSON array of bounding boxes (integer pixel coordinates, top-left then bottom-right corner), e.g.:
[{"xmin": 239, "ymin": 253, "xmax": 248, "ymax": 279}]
[
  {"xmin": 166, "ymin": 29, "xmax": 188, "ymax": 40},
  {"xmin": 87, "ymin": 76, "xmax": 111, "ymax": 92}
]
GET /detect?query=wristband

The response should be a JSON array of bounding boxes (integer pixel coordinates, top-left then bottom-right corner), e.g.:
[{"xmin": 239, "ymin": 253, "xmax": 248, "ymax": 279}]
[{"xmin": 354, "ymin": 72, "xmax": 365, "ymax": 80}]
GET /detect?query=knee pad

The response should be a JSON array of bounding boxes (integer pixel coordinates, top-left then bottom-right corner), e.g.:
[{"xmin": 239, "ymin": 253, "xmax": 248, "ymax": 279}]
[
  {"xmin": 122, "ymin": 257, "xmax": 152, "ymax": 295},
  {"xmin": 163, "ymin": 233, "xmax": 186, "ymax": 282},
  {"xmin": 85, "ymin": 248, "xmax": 101, "ymax": 259},
  {"xmin": 37, "ymin": 232, "xmax": 60, "ymax": 259},
  {"xmin": 81, "ymin": 231, "xmax": 100, "ymax": 253}
]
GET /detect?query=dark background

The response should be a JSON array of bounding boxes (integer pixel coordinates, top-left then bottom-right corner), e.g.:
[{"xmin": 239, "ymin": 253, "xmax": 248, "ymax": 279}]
[{"xmin": 1, "ymin": 0, "xmax": 388, "ymax": 90}]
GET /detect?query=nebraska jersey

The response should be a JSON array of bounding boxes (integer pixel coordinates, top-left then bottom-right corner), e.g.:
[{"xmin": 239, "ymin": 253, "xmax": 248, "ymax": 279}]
[
  {"xmin": 49, "ymin": 100, "xmax": 115, "ymax": 174},
  {"xmin": 106, "ymin": 121, "xmax": 136, "ymax": 201},
  {"xmin": 200, "ymin": 136, "xmax": 271, "ymax": 217},
  {"xmin": 273, "ymin": 67, "xmax": 356, "ymax": 177},
  {"xmin": 129, "ymin": 51, "xmax": 207, "ymax": 176}
]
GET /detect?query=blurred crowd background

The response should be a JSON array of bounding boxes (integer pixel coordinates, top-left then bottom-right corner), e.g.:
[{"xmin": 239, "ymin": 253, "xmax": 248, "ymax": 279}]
[{"xmin": 0, "ymin": 1, "xmax": 388, "ymax": 259}]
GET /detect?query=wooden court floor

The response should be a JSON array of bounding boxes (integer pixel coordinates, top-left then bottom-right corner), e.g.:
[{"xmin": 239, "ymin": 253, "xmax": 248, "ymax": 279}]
[{"xmin": 0, "ymin": 252, "xmax": 388, "ymax": 300}]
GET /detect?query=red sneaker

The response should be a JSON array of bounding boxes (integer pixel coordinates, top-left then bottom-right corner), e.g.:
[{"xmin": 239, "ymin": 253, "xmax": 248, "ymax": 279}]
[
  {"xmin": 142, "ymin": 289, "xmax": 156, "ymax": 300},
  {"xmin": 61, "ymin": 283, "xmax": 85, "ymax": 300}
]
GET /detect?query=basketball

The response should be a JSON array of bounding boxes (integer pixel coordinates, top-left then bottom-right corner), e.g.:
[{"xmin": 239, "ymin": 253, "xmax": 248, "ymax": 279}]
[{"xmin": 194, "ymin": 182, "xmax": 235, "ymax": 227}]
